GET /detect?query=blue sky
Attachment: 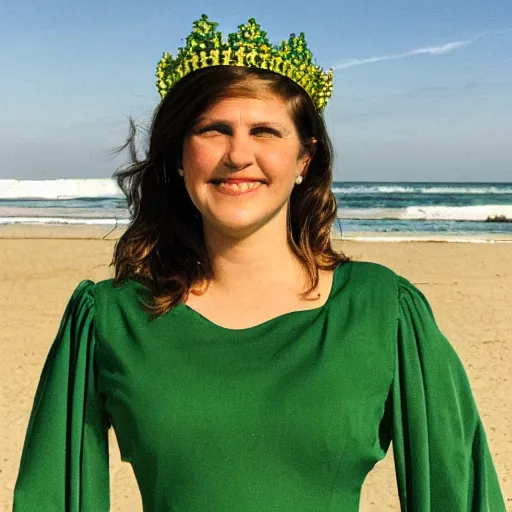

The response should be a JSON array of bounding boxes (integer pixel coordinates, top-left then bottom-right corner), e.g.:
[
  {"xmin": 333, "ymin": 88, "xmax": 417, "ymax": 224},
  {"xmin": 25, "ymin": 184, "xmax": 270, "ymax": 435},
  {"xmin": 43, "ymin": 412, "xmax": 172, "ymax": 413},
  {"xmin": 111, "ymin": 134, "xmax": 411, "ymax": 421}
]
[{"xmin": 1, "ymin": 0, "xmax": 511, "ymax": 181}]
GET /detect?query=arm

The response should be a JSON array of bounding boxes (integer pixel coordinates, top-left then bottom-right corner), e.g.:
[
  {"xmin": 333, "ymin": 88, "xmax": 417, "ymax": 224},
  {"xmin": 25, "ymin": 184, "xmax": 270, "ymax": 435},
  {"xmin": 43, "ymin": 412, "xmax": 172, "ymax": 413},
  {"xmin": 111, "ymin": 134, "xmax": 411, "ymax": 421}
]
[
  {"xmin": 392, "ymin": 277, "xmax": 505, "ymax": 511},
  {"xmin": 13, "ymin": 280, "xmax": 110, "ymax": 511}
]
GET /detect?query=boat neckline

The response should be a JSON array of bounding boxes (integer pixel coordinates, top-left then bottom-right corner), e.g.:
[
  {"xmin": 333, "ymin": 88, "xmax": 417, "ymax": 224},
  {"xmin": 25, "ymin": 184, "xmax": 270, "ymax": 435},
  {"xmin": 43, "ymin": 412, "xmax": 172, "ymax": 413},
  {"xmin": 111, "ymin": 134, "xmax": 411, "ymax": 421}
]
[{"xmin": 179, "ymin": 263, "xmax": 345, "ymax": 333}]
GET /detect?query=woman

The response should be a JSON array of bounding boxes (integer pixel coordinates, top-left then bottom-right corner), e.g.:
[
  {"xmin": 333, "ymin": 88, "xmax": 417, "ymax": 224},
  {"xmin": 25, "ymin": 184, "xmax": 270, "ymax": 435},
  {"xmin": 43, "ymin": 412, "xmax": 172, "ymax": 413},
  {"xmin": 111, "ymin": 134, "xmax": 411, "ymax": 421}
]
[{"xmin": 13, "ymin": 16, "xmax": 505, "ymax": 511}]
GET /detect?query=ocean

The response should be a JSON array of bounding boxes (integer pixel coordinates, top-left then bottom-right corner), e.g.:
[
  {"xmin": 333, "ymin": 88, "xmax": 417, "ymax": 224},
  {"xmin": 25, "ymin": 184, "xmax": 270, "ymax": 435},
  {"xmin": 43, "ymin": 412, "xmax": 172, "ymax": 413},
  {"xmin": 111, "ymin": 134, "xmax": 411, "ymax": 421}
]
[{"xmin": 1, "ymin": 179, "xmax": 511, "ymax": 238}]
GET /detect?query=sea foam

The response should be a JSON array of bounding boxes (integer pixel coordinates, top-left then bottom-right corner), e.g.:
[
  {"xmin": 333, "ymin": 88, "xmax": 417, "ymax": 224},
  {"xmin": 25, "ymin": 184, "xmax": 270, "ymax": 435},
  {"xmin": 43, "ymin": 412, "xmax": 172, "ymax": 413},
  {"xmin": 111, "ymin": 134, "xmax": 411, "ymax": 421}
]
[
  {"xmin": 331, "ymin": 184, "xmax": 512, "ymax": 195},
  {"xmin": 0, "ymin": 179, "xmax": 122, "ymax": 199},
  {"xmin": 337, "ymin": 205, "xmax": 512, "ymax": 222}
]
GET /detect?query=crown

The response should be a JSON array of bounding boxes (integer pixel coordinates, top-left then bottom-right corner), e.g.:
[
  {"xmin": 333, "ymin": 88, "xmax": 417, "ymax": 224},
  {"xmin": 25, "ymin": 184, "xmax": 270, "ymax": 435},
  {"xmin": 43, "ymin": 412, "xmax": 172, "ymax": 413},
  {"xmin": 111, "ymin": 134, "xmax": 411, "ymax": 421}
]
[{"xmin": 156, "ymin": 15, "xmax": 334, "ymax": 111}]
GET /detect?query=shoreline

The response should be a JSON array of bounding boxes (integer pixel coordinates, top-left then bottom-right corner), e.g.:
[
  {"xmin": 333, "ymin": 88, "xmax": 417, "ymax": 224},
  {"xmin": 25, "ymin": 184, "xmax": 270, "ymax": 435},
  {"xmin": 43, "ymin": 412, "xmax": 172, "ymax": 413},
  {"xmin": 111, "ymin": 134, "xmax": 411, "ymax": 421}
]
[{"xmin": 1, "ymin": 223, "xmax": 512, "ymax": 243}]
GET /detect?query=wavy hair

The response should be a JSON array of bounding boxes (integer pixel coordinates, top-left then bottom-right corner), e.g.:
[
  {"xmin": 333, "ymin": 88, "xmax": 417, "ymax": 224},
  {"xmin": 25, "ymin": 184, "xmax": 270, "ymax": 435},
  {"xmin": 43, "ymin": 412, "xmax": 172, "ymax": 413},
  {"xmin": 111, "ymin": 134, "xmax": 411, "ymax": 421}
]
[{"xmin": 112, "ymin": 66, "xmax": 348, "ymax": 317}]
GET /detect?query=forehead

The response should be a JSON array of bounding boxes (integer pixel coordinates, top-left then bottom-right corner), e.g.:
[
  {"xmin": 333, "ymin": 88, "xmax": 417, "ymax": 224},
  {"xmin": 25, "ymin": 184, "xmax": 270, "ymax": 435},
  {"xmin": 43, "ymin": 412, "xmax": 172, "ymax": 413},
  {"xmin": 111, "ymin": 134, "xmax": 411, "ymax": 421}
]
[{"xmin": 198, "ymin": 95, "xmax": 293, "ymax": 124}]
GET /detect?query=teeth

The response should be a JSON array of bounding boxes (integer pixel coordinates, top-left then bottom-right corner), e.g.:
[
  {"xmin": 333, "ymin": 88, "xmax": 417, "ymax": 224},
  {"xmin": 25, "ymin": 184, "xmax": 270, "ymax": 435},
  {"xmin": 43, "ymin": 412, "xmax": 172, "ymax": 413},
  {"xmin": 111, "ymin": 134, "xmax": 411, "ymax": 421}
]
[{"xmin": 218, "ymin": 181, "xmax": 261, "ymax": 191}]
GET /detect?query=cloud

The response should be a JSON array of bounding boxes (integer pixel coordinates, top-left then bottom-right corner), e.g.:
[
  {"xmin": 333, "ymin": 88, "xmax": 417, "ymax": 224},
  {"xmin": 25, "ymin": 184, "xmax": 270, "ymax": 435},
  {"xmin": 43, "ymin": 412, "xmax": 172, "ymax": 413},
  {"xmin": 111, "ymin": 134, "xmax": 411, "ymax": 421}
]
[
  {"xmin": 333, "ymin": 27, "xmax": 512, "ymax": 70},
  {"xmin": 334, "ymin": 41, "xmax": 470, "ymax": 70}
]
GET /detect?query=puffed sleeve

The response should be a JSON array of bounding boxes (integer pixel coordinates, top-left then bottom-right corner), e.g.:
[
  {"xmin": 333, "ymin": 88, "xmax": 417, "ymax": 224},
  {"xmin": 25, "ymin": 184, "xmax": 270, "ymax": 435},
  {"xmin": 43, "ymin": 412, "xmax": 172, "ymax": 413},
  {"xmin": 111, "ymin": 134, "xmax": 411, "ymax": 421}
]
[
  {"xmin": 13, "ymin": 280, "xmax": 110, "ymax": 511},
  {"xmin": 391, "ymin": 276, "xmax": 505, "ymax": 511}
]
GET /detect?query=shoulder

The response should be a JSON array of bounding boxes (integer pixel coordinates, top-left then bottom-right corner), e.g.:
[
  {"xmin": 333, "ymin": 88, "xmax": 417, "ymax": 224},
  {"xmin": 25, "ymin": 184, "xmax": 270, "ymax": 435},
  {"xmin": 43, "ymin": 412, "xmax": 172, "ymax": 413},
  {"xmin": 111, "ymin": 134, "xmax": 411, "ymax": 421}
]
[
  {"xmin": 67, "ymin": 278, "xmax": 146, "ymax": 322},
  {"xmin": 341, "ymin": 260, "xmax": 400, "ymax": 293},
  {"xmin": 93, "ymin": 277, "xmax": 146, "ymax": 311},
  {"xmin": 330, "ymin": 261, "xmax": 400, "ymax": 320},
  {"xmin": 92, "ymin": 277, "xmax": 150, "ymax": 333},
  {"xmin": 340, "ymin": 263, "xmax": 438, "ymax": 327},
  {"xmin": 338, "ymin": 261, "xmax": 427, "ymax": 320}
]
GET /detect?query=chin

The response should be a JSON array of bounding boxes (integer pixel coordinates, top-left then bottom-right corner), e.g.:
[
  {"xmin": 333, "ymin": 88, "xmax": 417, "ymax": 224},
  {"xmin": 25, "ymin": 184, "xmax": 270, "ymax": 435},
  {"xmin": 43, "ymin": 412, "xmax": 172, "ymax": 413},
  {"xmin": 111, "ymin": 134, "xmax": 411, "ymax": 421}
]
[{"xmin": 204, "ymin": 214, "xmax": 272, "ymax": 238}]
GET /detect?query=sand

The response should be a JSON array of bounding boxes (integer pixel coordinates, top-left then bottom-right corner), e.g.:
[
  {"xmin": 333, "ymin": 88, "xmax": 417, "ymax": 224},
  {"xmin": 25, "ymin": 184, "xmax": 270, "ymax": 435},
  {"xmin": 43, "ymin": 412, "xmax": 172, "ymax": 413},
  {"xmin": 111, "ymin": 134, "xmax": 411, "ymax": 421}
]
[{"xmin": 1, "ymin": 227, "xmax": 510, "ymax": 510}]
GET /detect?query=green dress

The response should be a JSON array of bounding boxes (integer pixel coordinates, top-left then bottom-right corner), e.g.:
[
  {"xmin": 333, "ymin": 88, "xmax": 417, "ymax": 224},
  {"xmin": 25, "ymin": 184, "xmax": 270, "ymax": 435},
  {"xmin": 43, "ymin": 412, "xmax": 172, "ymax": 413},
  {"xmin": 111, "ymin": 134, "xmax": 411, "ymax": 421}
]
[{"xmin": 13, "ymin": 261, "xmax": 505, "ymax": 511}]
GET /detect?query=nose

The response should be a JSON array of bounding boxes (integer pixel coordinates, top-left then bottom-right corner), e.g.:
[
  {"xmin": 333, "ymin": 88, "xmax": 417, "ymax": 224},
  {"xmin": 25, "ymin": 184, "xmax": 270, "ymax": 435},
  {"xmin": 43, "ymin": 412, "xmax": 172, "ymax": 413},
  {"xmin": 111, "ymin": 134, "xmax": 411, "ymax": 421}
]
[{"xmin": 224, "ymin": 130, "xmax": 253, "ymax": 171}]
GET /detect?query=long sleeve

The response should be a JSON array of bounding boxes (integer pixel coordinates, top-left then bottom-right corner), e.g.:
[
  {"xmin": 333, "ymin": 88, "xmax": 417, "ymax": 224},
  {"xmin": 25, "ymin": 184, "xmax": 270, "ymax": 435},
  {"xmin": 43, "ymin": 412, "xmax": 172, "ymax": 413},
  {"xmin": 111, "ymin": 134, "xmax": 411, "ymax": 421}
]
[
  {"xmin": 13, "ymin": 280, "xmax": 110, "ymax": 511},
  {"xmin": 391, "ymin": 276, "xmax": 505, "ymax": 511}
]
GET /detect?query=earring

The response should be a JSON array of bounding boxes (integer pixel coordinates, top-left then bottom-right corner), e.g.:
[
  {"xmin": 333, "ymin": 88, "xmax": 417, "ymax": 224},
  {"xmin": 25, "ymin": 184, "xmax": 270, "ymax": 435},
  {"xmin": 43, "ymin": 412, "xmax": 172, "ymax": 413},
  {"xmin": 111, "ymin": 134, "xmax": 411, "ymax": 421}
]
[
  {"xmin": 295, "ymin": 175, "xmax": 303, "ymax": 185},
  {"xmin": 178, "ymin": 168, "xmax": 184, "ymax": 177}
]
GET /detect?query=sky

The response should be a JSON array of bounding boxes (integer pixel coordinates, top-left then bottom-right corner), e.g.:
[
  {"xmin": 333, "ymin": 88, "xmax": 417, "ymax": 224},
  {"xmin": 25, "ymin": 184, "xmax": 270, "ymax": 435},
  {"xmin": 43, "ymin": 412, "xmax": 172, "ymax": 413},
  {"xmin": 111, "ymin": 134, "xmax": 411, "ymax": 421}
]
[{"xmin": 1, "ymin": 0, "xmax": 511, "ymax": 182}]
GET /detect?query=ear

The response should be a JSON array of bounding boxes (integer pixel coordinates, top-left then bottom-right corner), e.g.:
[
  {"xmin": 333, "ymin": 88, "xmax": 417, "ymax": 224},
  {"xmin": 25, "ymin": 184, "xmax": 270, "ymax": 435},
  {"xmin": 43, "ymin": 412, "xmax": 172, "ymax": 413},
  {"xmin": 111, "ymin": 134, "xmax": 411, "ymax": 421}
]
[{"xmin": 300, "ymin": 137, "xmax": 317, "ymax": 175}]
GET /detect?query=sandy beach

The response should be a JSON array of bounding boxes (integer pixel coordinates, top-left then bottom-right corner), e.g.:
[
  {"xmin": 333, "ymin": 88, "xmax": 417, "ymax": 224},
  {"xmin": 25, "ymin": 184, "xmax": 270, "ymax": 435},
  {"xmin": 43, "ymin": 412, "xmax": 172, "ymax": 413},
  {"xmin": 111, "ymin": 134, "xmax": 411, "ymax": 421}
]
[{"xmin": 1, "ymin": 227, "xmax": 510, "ymax": 510}]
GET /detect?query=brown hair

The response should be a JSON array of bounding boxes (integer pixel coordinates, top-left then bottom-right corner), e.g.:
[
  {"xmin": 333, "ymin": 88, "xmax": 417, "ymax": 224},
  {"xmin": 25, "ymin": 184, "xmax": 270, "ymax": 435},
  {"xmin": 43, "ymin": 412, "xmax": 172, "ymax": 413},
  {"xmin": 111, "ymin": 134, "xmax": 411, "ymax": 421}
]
[{"xmin": 112, "ymin": 66, "xmax": 348, "ymax": 318}]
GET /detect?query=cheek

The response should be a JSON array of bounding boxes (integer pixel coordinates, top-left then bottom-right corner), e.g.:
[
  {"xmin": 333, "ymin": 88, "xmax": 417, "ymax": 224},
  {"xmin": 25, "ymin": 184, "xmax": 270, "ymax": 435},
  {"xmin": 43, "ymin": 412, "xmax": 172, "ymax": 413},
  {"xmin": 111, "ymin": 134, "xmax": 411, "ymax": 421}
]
[
  {"xmin": 258, "ymin": 145, "xmax": 300, "ymax": 174},
  {"xmin": 182, "ymin": 139, "xmax": 222, "ymax": 174}
]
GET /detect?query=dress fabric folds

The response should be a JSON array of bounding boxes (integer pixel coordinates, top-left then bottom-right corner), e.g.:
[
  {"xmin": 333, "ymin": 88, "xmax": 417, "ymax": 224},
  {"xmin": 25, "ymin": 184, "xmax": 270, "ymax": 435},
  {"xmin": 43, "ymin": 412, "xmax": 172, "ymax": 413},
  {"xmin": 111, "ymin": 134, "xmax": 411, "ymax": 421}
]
[
  {"xmin": 13, "ymin": 281, "xmax": 110, "ymax": 512},
  {"xmin": 393, "ymin": 277, "xmax": 505, "ymax": 511},
  {"xmin": 12, "ymin": 263, "xmax": 505, "ymax": 511}
]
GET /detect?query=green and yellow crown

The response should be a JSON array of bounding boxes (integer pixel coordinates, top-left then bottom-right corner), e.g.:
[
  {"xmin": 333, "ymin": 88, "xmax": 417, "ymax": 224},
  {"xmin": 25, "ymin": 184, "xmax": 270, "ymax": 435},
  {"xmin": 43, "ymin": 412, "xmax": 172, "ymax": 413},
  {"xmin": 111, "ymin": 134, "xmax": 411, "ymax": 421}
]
[{"xmin": 156, "ymin": 15, "xmax": 334, "ymax": 111}]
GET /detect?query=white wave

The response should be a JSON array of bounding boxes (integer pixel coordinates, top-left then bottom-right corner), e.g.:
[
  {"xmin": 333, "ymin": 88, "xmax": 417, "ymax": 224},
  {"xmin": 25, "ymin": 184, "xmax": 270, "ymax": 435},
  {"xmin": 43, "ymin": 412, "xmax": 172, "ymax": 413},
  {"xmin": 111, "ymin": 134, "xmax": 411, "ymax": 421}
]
[
  {"xmin": 337, "ymin": 205, "xmax": 512, "ymax": 221},
  {"xmin": 0, "ymin": 179, "xmax": 122, "ymax": 199},
  {"xmin": 331, "ymin": 185, "xmax": 512, "ymax": 195},
  {"xmin": 2, "ymin": 179, "xmax": 511, "ymax": 199},
  {"xmin": 0, "ymin": 216, "xmax": 130, "ymax": 225}
]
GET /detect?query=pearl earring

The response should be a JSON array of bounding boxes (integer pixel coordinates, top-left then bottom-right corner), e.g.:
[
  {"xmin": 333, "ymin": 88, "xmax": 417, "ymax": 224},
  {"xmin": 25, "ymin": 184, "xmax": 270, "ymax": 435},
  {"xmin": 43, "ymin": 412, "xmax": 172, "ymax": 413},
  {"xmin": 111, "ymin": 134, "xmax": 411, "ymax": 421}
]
[
  {"xmin": 295, "ymin": 175, "xmax": 303, "ymax": 185},
  {"xmin": 178, "ymin": 168, "xmax": 184, "ymax": 177}
]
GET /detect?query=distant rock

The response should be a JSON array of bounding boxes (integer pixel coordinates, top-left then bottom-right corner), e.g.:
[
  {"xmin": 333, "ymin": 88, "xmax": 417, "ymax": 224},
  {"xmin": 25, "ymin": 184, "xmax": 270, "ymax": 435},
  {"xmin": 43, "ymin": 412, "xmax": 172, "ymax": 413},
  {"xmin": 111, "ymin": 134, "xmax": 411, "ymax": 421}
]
[{"xmin": 486, "ymin": 215, "xmax": 511, "ymax": 223}]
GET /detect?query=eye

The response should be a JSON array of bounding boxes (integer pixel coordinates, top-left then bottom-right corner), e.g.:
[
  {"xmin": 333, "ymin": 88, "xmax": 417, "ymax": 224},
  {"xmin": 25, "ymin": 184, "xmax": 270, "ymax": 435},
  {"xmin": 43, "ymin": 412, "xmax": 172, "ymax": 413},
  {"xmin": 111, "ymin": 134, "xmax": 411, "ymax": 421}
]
[
  {"xmin": 251, "ymin": 126, "xmax": 282, "ymax": 137},
  {"xmin": 196, "ymin": 123, "xmax": 231, "ymax": 135}
]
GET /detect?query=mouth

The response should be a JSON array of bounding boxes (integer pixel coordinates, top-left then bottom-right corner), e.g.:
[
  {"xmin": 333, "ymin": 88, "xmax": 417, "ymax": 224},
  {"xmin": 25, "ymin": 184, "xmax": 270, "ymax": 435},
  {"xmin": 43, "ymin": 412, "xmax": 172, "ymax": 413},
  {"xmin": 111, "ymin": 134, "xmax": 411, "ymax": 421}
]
[
  {"xmin": 210, "ymin": 178, "xmax": 265, "ymax": 184},
  {"xmin": 209, "ymin": 179, "xmax": 265, "ymax": 195}
]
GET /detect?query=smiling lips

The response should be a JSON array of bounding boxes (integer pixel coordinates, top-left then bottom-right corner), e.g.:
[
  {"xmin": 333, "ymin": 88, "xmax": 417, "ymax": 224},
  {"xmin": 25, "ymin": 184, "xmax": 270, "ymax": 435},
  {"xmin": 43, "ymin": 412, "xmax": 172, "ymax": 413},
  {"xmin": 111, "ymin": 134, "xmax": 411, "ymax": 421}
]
[
  {"xmin": 211, "ymin": 178, "xmax": 264, "ymax": 195},
  {"xmin": 211, "ymin": 178, "xmax": 264, "ymax": 184}
]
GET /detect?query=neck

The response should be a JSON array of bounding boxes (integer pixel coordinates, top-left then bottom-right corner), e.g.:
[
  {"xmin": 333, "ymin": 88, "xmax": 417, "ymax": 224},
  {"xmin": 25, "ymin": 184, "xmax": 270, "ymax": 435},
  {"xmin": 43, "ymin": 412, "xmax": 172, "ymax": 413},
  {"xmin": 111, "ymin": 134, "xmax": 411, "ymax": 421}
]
[{"xmin": 201, "ymin": 211, "xmax": 305, "ymax": 294}]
